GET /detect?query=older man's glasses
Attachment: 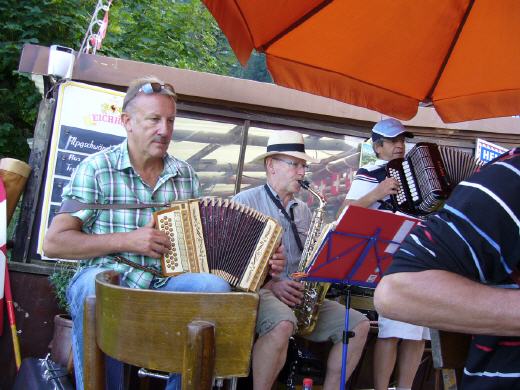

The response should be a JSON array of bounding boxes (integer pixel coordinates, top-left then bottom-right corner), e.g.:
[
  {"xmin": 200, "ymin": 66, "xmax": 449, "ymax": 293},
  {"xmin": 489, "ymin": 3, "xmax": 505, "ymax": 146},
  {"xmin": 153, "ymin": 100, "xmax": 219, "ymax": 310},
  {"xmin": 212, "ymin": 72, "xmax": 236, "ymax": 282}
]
[
  {"xmin": 122, "ymin": 82, "xmax": 177, "ymax": 110},
  {"xmin": 272, "ymin": 157, "xmax": 310, "ymax": 171}
]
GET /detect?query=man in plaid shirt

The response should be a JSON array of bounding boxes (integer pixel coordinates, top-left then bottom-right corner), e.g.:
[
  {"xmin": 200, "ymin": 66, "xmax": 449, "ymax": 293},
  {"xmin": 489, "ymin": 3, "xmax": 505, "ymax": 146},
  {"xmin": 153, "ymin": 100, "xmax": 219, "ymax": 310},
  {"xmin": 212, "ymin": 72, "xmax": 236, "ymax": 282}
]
[{"xmin": 44, "ymin": 76, "xmax": 284, "ymax": 390}]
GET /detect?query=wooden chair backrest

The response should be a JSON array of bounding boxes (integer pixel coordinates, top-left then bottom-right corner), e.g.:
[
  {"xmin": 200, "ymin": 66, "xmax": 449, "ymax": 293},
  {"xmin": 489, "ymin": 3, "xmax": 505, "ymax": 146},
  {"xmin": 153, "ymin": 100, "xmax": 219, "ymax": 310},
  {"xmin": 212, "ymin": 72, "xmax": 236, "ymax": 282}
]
[{"xmin": 84, "ymin": 270, "xmax": 258, "ymax": 389}]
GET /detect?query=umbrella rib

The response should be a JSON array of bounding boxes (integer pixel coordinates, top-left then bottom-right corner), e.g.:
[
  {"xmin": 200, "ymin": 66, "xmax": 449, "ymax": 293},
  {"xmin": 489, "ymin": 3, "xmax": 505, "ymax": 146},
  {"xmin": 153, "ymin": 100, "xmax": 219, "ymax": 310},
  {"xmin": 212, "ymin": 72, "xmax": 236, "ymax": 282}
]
[
  {"xmin": 258, "ymin": 0, "xmax": 334, "ymax": 53},
  {"xmin": 426, "ymin": 0, "xmax": 475, "ymax": 102}
]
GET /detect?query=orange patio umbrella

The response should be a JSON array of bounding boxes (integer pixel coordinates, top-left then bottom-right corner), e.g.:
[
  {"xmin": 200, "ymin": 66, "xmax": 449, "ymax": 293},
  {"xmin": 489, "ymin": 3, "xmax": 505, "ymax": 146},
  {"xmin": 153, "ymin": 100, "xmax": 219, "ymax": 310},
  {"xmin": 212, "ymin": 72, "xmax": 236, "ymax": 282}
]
[{"xmin": 203, "ymin": 0, "xmax": 520, "ymax": 123}]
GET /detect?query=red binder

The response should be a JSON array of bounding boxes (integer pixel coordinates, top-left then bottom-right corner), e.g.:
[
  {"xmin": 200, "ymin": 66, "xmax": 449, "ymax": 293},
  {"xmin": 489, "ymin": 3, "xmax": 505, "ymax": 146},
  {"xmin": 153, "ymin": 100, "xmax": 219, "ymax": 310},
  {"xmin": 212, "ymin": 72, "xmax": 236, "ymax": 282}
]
[{"xmin": 304, "ymin": 205, "xmax": 419, "ymax": 287}]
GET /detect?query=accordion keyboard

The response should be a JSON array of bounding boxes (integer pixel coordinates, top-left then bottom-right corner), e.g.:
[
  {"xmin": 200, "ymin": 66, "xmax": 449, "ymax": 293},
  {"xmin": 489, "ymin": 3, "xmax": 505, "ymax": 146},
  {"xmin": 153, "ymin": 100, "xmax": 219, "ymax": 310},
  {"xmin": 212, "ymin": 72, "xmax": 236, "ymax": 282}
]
[
  {"xmin": 388, "ymin": 159, "xmax": 420, "ymax": 206},
  {"xmin": 387, "ymin": 142, "xmax": 482, "ymax": 216},
  {"xmin": 387, "ymin": 158, "xmax": 422, "ymax": 213}
]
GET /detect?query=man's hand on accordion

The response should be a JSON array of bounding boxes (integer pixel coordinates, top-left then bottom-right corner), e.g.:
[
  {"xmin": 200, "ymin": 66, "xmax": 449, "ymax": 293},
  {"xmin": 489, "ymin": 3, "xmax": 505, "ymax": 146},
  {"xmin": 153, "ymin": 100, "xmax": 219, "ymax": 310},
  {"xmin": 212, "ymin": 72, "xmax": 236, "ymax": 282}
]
[
  {"xmin": 375, "ymin": 177, "xmax": 400, "ymax": 200},
  {"xmin": 127, "ymin": 218, "xmax": 171, "ymax": 258},
  {"xmin": 268, "ymin": 244, "xmax": 286, "ymax": 279},
  {"xmin": 345, "ymin": 177, "xmax": 401, "ymax": 210}
]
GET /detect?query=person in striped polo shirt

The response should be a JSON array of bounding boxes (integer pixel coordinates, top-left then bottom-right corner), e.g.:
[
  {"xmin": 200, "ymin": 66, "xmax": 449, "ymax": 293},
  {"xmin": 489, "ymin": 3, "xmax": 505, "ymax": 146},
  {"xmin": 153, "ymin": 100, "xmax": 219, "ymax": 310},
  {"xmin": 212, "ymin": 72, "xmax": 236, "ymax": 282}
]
[
  {"xmin": 343, "ymin": 118, "xmax": 429, "ymax": 390},
  {"xmin": 343, "ymin": 118, "xmax": 413, "ymax": 211},
  {"xmin": 375, "ymin": 147, "xmax": 520, "ymax": 389}
]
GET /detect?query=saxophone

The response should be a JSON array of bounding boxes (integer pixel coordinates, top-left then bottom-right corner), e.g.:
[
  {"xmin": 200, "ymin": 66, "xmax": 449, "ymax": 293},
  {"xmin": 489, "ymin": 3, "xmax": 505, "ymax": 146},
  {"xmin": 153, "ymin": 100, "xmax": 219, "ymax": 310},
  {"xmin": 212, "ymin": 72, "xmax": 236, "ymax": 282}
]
[{"xmin": 293, "ymin": 179, "xmax": 331, "ymax": 336}]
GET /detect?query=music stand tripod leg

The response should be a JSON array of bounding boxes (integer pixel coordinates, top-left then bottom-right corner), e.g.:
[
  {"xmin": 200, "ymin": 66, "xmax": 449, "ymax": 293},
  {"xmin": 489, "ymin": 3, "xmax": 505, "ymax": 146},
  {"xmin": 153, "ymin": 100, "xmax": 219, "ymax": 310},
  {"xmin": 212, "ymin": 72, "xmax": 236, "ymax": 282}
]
[{"xmin": 340, "ymin": 285, "xmax": 355, "ymax": 390}]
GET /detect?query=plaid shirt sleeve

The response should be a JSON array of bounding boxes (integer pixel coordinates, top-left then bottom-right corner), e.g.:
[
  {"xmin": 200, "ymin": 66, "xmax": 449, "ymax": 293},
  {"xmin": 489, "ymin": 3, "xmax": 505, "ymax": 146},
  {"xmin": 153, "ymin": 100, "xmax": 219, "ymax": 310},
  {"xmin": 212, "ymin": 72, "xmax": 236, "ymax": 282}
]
[{"xmin": 61, "ymin": 155, "xmax": 101, "ymax": 229}]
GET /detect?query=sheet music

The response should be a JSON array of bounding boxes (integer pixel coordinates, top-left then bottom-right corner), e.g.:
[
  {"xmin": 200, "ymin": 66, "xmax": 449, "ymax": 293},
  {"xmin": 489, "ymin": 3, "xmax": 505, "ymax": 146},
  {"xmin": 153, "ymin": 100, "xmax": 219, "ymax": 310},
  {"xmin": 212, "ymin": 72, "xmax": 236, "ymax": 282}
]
[{"xmin": 305, "ymin": 205, "xmax": 420, "ymax": 287}]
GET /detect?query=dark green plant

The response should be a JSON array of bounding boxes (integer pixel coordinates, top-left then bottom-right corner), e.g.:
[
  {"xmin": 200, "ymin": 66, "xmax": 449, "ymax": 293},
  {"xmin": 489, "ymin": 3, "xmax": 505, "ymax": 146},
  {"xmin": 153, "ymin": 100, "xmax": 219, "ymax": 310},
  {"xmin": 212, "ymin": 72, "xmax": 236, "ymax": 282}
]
[{"xmin": 48, "ymin": 262, "xmax": 77, "ymax": 315}]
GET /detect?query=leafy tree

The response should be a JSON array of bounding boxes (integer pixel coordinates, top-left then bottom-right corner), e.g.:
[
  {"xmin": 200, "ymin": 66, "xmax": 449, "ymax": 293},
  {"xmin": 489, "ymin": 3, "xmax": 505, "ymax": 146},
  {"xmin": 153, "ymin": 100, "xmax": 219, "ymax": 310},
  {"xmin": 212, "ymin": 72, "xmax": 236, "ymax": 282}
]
[
  {"xmin": 101, "ymin": 1, "xmax": 237, "ymax": 74},
  {"xmin": 231, "ymin": 51, "xmax": 272, "ymax": 83},
  {"xmin": 0, "ymin": 0, "xmax": 269, "ymax": 162},
  {"xmin": 0, "ymin": 0, "xmax": 91, "ymax": 161}
]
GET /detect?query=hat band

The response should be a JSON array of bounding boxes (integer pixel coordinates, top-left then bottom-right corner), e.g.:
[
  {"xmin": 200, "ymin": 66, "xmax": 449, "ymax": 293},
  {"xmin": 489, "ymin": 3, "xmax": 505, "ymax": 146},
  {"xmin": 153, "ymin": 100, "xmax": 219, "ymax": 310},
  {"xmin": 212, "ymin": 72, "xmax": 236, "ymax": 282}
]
[{"xmin": 267, "ymin": 143, "xmax": 305, "ymax": 153}]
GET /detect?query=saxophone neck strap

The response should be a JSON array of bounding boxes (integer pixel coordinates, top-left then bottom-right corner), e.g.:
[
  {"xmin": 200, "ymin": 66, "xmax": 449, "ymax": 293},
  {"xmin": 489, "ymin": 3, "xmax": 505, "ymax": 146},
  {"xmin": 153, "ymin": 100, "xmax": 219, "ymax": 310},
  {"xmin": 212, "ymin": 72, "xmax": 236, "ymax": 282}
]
[{"xmin": 263, "ymin": 184, "xmax": 303, "ymax": 252}]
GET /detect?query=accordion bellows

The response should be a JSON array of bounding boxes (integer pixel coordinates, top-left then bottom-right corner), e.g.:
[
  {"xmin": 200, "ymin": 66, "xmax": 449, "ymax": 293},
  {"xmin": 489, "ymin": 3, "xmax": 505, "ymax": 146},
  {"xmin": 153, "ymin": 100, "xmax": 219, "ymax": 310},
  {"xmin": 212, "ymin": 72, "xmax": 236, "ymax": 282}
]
[{"xmin": 154, "ymin": 198, "xmax": 282, "ymax": 292}]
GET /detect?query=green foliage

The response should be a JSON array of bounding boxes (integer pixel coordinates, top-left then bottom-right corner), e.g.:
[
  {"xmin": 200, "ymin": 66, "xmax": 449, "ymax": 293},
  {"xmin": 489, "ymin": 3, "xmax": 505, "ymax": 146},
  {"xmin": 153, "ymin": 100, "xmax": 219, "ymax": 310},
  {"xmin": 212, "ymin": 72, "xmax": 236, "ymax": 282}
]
[
  {"xmin": 102, "ymin": 1, "xmax": 237, "ymax": 74},
  {"xmin": 48, "ymin": 262, "xmax": 78, "ymax": 314},
  {"xmin": 231, "ymin": 51, "xmax": 272, "ymax": 83},
  {"xmin": 0, "ymin": 0, "xmax": 91, "ymax": 161},
  {"xmin": 0, "ymin": 0, "xmax": 270, "ymax": 162}
]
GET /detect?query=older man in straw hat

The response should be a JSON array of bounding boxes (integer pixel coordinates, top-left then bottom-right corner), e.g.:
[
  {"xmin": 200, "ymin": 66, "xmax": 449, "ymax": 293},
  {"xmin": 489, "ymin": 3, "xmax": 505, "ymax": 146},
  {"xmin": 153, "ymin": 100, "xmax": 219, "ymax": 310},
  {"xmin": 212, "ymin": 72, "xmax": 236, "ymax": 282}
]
[{"xmin": 233, "ymin": 130, "xmax": 369, "ymax": 390}]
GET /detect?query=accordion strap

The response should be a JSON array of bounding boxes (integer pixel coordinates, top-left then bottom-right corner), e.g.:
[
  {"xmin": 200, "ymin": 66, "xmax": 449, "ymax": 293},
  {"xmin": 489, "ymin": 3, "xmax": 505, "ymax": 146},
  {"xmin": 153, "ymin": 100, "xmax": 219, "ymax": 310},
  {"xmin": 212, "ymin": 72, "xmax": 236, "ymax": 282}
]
[
  {"xmin": 112, "ymin": 255, "xmax": 163, "ymax": 277},
  {"xmin": 58, "ymin": 199, "xmax": 169, "ymax": 214},
  {"xmin": 59, "ymin": 200, "xmax": 167, "ymax": 277}
]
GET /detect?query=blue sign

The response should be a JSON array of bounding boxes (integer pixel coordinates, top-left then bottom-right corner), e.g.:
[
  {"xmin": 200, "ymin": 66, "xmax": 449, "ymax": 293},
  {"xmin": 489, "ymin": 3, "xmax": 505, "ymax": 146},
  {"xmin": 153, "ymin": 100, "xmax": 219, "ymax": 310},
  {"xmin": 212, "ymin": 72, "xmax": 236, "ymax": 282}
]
[{"xmin": 479, "ymin": 145, "xmax": 506, "ymax": 163}]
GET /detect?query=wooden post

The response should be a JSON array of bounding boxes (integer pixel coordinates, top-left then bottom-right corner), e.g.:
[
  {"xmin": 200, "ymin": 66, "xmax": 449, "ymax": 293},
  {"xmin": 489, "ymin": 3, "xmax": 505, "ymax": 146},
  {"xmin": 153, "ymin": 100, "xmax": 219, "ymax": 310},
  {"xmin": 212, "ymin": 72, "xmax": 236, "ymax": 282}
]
[
  {"xmin": 182, "ymin": 320, "xmax": 215, "ymax": 390},
  {"xmin": 431, "ymin": 329, "xmax": 471, "ymax": 390},
  {"xmin": 84, "ymin": 296, "xmax": 105, "ymax": 390}
]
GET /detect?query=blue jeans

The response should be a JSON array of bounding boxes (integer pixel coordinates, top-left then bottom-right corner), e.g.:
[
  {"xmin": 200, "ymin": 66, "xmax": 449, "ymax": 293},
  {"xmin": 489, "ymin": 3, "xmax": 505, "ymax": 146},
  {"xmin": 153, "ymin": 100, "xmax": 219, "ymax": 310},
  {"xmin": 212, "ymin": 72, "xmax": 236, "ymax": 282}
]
[{"xmin": 67, "ymin": 267, "xmax": 231, "ymax": 390}]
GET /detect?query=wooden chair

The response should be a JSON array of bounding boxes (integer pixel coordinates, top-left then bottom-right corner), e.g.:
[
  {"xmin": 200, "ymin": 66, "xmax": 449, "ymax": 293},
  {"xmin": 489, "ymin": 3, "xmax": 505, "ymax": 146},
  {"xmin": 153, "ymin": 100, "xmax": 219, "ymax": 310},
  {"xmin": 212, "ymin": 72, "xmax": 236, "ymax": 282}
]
[{"xmin": 83, "ymin": 270, "xmax": 259, "ymax": 390}]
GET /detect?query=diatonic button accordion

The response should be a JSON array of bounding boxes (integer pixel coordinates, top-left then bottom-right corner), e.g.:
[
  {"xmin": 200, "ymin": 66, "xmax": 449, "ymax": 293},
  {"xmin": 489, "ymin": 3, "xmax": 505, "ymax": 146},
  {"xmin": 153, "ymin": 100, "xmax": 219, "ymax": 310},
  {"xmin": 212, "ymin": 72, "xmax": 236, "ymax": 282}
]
[
  {"xmin": 153, "ymin": 197, "xmax": 282, "ymax": 292},
  {"xmin": 386, "ymin": 142, "xmax": 483, "ymax": 216}
]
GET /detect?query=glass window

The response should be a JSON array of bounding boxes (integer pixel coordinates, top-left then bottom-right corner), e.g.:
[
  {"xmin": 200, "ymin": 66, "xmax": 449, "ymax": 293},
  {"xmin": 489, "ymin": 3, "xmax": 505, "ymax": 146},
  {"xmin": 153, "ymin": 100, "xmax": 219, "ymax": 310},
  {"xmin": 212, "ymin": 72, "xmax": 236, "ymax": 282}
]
[{"xmin": 171, "ymin": 116, "xmax": 245, "ymax": 198}]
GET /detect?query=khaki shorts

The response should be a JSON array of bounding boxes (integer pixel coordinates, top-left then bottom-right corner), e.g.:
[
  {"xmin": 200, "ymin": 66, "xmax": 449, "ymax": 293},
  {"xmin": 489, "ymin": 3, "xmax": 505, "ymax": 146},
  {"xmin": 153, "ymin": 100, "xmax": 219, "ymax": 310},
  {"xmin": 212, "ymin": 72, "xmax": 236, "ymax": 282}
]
[{"xmin": 256, "ymin": 288, "xmax": 368, "ymax": 344}]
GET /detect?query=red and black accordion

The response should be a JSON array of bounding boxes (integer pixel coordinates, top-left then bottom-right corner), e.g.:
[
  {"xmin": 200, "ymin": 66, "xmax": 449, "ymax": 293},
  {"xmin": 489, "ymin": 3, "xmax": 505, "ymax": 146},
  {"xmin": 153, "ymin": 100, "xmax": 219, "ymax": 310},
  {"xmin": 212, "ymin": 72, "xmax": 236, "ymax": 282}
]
[
  {"xmin": 153, "ymin": 197, "xmax": 282, "ymax": 292},
  {"xmin": 386, "ymin": 142, "xmax": 483, "ymax": 216}
]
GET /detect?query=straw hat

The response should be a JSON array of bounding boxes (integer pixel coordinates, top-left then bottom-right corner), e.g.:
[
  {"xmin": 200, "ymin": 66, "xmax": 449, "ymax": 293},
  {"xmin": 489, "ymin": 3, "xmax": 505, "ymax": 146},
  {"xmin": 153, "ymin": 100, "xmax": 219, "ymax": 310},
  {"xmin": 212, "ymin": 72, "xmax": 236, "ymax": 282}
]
[{"xmin": 252, "ymin": 130, "xmax": 319, "ymax": 163}]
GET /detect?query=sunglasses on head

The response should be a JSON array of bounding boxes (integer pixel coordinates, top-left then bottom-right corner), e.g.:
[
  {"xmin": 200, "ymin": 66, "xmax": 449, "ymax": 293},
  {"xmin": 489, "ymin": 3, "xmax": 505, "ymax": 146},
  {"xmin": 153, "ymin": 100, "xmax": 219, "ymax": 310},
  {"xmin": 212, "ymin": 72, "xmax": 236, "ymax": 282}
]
[{"xmin": 123, "ymin": 82, "xmax": 177, "ymax": 110}]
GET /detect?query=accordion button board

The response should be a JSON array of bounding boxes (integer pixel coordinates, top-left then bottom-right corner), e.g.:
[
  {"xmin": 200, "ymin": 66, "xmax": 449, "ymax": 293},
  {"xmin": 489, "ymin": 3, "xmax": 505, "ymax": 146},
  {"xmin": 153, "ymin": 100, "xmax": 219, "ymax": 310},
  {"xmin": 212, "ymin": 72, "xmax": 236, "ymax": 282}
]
[
  {"xmin": 387, "ymin": 142, "xmax": 483, "ymax": 216},
  {"xmin": 388, "ymin": 159, "xmax": 420, "ymax": 210},
  {"xmin": 154, "ymin": 198, "xmax": 283, "ymax": 292}
]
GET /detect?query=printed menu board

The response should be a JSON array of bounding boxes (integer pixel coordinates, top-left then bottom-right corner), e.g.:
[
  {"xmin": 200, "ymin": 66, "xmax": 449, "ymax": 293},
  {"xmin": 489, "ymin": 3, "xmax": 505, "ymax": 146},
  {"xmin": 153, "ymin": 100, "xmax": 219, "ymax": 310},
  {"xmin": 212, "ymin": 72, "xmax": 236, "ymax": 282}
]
[{"xmin": 37, "ymin": 82, "xmax": 126, "ymax": 256}]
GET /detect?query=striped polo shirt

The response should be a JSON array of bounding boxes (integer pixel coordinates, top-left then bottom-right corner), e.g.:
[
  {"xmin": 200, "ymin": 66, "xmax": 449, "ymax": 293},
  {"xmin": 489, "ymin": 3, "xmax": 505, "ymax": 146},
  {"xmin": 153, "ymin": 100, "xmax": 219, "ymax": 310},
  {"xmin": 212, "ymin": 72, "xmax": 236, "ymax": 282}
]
[
  {"xmin": 387, "ymin": 148, "xmax": 520, "ymax": 389},
  {"xmin": 346, "ymin": 159, "xmax": 391, "ymax": 210}
]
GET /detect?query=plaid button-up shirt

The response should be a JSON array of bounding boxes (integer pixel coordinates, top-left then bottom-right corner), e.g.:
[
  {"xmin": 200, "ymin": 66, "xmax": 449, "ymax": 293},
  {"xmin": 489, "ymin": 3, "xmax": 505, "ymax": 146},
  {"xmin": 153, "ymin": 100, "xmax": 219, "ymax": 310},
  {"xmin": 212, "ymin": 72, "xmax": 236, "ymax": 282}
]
[{"xmin": 62, "ymin": 140, "xmax": 200, "ymax": 289}]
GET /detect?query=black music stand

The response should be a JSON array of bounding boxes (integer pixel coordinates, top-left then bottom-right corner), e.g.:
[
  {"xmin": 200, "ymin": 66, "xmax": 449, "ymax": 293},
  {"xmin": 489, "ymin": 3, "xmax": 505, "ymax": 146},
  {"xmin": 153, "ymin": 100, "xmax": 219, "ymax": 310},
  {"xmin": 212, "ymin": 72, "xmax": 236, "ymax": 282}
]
[{"xmin": 302, "ymin": 206, "xmax": 418, "ymax": 390}]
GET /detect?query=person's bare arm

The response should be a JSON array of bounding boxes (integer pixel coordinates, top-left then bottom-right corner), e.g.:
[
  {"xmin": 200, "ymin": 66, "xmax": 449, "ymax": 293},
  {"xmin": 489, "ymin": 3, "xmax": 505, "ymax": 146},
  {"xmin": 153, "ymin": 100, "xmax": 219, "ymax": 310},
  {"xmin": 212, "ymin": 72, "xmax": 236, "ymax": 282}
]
[
  {"xmin": 374, "ymin": 270, "xmax": 520, "ymax": 336},
  {"xmin": 43, "ymin": 213, "xmax": 171, "ymax": 260},
  {"xmin": 338, "ymin": 177, "xmax": 399, "ymax": 216}
]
